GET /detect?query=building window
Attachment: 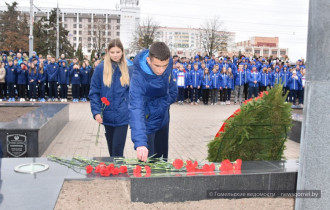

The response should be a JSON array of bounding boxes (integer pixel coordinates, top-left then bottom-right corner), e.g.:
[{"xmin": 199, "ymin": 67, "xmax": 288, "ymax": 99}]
[
  {"xmin": 88, "ymin": 31, "xmax": 91, "ymax": 35},
  {"xmin": 254, "ymin": 50, "xmax": 260, "ymax": 54},
  {"xmin": 79, "ymin": 31, "xmax": 82, "ymax": 35},
  {"xmin": 73, "ymin": 37, "xmax": 76, "ymax": 41},
  {"xmin": 73, "ymin": 30, "xmax": 76, "ymax": 34},
  {"xmin": 263, "ymin": 50, "xmax": 269, "ymax": 54},
  {"xmin": 79, "ymin": 24, "xmax": 82, "ymax": 28},
  {"xmin": 280, "ymin": 51, "xmax": 286, "ymax": 55},
  {"xmin": 88, "ymin": 37, "xmax": 91, "ymax": 41},
  {"xmin": 116, "ymin": 32, "xmax": 120, "ymax": 36},
  {"xmin": 88, "ymin": 18, "xmax": 91, "ymax": 23},
  {"xmin": 79, "ymin": 18, "xmax": 82, "ymax": 22},
  {"xmin": 117, "ymin": 19, "xmax": 120, "ymax": 23},
  {"xmin": 73, "ymin": 24, "xmax": 77, "ymax": 28},
  {"xmin": 272, "ymin": 50, "xmax": 277, "ymax": 55},
  {"xmin": 79, "ymin": 37, "xmax": 82, "ymax": 41},
  {"xmin": 64, "ymin": 24, "xmax": 67, "ymax": 28},
  {"xmin": 108, "ymin": 31, "xmax": 111, "ymax": 36},
  {"xmin": 116, "ymin": 25, "xmax": 120, "ymax": 30}
]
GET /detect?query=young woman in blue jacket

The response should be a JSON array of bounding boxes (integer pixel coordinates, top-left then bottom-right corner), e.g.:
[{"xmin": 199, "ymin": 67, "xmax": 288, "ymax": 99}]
[
  {"xmin": 80, "ymin": 62, "xmax": 91, "ymax": 102},
  {"xmin": 28, "ymin": 62, "xmax": 38, "ymax": 102},
  {"xmin": 70, "ymin": 63, "xmax": 82, "ymax": 102},
  {"xmin": 288, "ymin": 69, "xmax": 302, "ymax": 104},
  {"xmin": 38, "ymin": 62, "xmax": 46, "ymax": 102},
  {"xmin": 219, "ymin": 67, "xmax": 228, "ymax": 105},
  {"xmin": 202, "ymin": 67, "xmax": 212, "ymax": 105},
  {"xmin": 58, "ymin": 61, "xmax": 70, "ymax": 102},
  {"xmin": 89, "ymin": 38, "xmax": 131, "ymax": 157},
  {"xmin": 260, "ymin": 67, "xmax": 270, "ymax": 92},
  {"xmin": 17, "ymin": 62, "xmax": 28, "ymax": 101},
  {"xmin": 226, "ymin": 68, "xmax": 234, "ymax": 105}
]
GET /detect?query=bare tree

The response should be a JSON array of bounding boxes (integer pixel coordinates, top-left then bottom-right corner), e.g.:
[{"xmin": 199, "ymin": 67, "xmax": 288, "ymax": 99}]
[
  {"xmin": 91, "ymin": 19, "xmax": 106, "ymax": 56},
  {"xmin": 130, "ymin": 16, "xmax": 159, "ymax": 54},
  {"xmin": 200, "ymin": 16, "xmax": 229, "ymax": 56}
]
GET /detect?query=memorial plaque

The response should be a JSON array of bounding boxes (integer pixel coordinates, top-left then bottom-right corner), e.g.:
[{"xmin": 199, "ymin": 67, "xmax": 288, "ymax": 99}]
[{"xmin": 6, "ymin": 134, "xmax": 27, "ymax": 157}]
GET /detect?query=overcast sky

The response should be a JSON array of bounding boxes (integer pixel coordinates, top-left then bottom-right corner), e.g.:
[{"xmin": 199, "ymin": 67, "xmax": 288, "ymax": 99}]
[{"xmin": 2, "ymin": 0, "xmax": 309, "ymax": 61}]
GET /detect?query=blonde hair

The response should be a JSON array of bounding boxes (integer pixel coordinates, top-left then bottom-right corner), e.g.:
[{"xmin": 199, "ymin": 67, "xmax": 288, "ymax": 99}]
[{"xmin": 103, "ymin": 39, "xmax": 129, "ymax": 87}]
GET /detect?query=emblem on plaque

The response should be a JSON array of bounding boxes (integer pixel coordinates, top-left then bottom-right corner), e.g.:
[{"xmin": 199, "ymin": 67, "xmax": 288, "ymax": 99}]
[{"xmin": 7, "ymin": 134, "xmax": 27, "ymax": 157}]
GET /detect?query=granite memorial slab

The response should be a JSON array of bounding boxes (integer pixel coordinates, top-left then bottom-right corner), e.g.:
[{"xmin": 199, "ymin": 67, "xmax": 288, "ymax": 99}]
[
  {"xmin": 0, "ymin": 157, "xmax": 299, "ymax": 209},
  {"xmin": 0, "ymin": 103, "xmax": 69, "ymax": 157}
]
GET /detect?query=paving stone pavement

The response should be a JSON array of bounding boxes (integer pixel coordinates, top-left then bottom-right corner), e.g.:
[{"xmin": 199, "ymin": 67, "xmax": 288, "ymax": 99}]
[{"xmin": 42, "ymin": 102, "xmax": 300, "ymax": 161}]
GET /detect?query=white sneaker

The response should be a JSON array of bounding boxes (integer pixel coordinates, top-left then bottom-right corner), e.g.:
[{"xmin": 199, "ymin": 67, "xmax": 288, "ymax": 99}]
[
  {"xmin": 65, "ymin": 99, "xmax": 67, "ymax": 102},
  {"xmin": 48, "ymin": 99, "xmax": 52, "ymax": 102},
  {"xmin": 22, "ymin": 98, "xmax": 25, "ymax": 102},
  {"xmin": 54, "ymin": 98, "xmax": 58, "ymax": 102}
]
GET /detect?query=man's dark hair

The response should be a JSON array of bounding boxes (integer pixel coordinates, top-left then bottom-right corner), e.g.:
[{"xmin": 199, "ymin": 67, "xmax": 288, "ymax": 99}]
[{"xmin": 149, "ymin": 42, "xmax": 170, "ymax": 61}]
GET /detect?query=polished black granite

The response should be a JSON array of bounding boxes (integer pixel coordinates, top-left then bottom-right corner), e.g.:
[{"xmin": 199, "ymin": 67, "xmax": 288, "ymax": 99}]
[
  {"xmin": 0, "ymin": 157, "xmax": 299, "ymax": 208},
  {"xmin": 0, "ymin": 103, "xmax": 69, "ymax": 157}
]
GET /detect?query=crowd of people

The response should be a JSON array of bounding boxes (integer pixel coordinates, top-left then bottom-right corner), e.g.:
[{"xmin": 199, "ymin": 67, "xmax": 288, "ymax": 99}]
[
  {"xmin": 0, "ymin": 50, "xmax": 102, "ymax": 102},
  {"xmin": 172, "ymin": 55, "xmax": 306, "ymax": 106},
  {"xmin": 0, "ymin": 49, "xmax": 305, "ymax": 106}
]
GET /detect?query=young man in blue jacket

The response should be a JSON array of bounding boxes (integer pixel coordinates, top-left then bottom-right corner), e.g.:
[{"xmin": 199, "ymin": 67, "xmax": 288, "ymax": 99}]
[{"xmin": 129, "ymin": 42, "xmax": 178, "ymax": 162}]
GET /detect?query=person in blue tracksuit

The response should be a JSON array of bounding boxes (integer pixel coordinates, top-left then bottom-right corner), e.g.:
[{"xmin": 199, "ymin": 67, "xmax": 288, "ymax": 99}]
[
  {"xmin": 299, "ymin": 68, "xmax": 306, "ymax": 105},
  {"xmin": 80, "ymin": 62, "xmax": 90, "ymax": 102},
  {"xmin": 281, "ymin": 66, "xmax": 290, "ymax": 101},
  {"xmin": 47, "ymin": 56, "xmax": 59, "ymax": 101},
  {"xmin": 176, "ymin": 64, "xmax": 187, "ymax": 105},
  {"xmin": 5, "ymin": 59, "xmax": 17, "ymax": 101},
  {"xmin": 28, "ymin": 62, "xmax": 38, "ymax": 101},
  {"xmin": 202, "ymin": 67, "xmax": 212, "ymax": 105},
  {"xmin": 89, "ymin": 38, "xmax": 131, "ymax": 157},
  {"xmin": 219, "ymin": 67, "xmax": 228, "ymax": 105},
  {"xmin": 243, "ymin": 64, "xmax": 249, "ymax": 100},
  {"xmin": 58, "ymin": 61, "xmax": 70, "ymax": 102},
  {"xmin": 129, "ymin": 42, "xmax": 177, "ymax": 162},
  {"xmin": 17, "ymin": 62, "xmax": 28, "ymax": 101},
  {"xmin": 38, "ymin": 62, "xmax": 47, "ymax": 102},
  {"xmin": 248, "ymin": 65, "xmax": 261, "ymax": 99},
  {"xmin": 288, "ymin": 70, "xmax": 301, "ymax": 104},
  {"xmin": 28, "ymin": 51, "xmax": 40, "ymax": 65},
  {"xmin": 234, "ymin": 64, "xmax": 245, "ymax": 105},
  {"xmin": 260, "ymin": 67, "xmax": 270, "ymax": 92},
  {"xmin": 2, "ymin": 54, "xmax": 9, "ymax": 67},
  {"xmin": 226, "ymin": 68, "xmax": 234, "ymax": 104},
  {"xmin": 70, "ymin": 63, "xmax": 82, "ymax": 102},
  {"xmin": 184, "ymin": 64, "xmax": 192, "ymax": 102},
  {"xmin": 210, "ymin": 66, "xmax": 220, "ymax": 105},
  {"xmin": 272, "ymin": 67, "xmax": 281, "ymax": 87},
  {"xmin": 189, "ymin": 63, "xmax": 202, "ymax": 105}
]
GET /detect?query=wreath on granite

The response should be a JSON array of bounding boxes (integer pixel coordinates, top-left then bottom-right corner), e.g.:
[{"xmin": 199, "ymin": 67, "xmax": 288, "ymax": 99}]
[{"xmin": 207, "ymin": 84, "xmax": 292, "ymax": 162}]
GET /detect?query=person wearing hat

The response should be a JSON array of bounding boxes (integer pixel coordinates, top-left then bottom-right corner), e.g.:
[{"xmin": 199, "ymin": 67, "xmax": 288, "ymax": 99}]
[
  {"xmin": 288, "ymin": 68, "xmax": 301, "ymax": 104},
  {"xmin": 28, "ymin": 51, "xmax": 40, "ymax": 64}
]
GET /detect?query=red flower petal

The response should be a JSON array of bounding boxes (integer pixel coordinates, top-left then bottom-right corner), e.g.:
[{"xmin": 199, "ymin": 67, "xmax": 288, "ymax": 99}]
[
  {"xmin": 119, "ymin": 165, "xmax": 128, "ymax": 173},
  {"xmin": 209, "ymin": 163, "xmax": 215, "ymax": 171},
  {"xmin": 172, "ymin": 159, "xmax": 184, "ymax": 169},
  {"xmin": 202, "ymin": 164, "xmax": 210, "ymax": 172},
  {"xmin": 144, "ymin": 166, "xmax": 151, "ymax": 173},
  {"xmin": 235, "ymin": 159, "xmax": 242, "ymax": 166},
  {"xmin": 94, "ymin": 165, "xmax": 101, "ymax": 173},
  {"xmin": 112, "ymin": 167, "xmax": 120, "ymax": 175},
  {"xmin": 100, "ymin": 167, "xmax": 110, "ymax": 177},
  {"xmin": 85, "ymin": 165, "xmax": 93, "ymax": 174},
  {"xmin": 144, "ymin": 172, "xmax": 151, "ymax": 177},
  {"xmin": 135, "ymin": 165, "xmax": 142, "ymax": 173}
]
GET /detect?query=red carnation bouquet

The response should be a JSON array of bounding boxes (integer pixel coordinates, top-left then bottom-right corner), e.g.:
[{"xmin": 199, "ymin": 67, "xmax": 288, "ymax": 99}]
[{"xmin": 95, "ymin": 97, "xmax": 110, "ymax": 145}]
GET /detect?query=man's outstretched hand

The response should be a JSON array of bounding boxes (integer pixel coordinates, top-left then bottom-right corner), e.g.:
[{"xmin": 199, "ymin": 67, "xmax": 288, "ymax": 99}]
[{"xmin": 137, "ymin": 146, "xmax": 149, "ymax": 162}]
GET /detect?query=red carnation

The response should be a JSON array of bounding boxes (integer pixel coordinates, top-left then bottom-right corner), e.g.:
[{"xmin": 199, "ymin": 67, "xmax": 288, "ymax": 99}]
[
  {"xmin": 144, "ymin": 172, "xmax": 151, "ymax": 177},
  {"xmin": 193, "ymin": 161, "xmax": 198, "ymax": 168},
  {"xmin": 235, "ymin": 159, "xmax": 242, "ymax": 166},
  {"xmin": 94, "ymin": 165, "xmax": 101, "ymax": 173},
  {"xmin": 133, "ymin": 172, "xmax": 142, "ymax": 177},
  {"xmin": 100, "ymin": 167, "xmax": 110, "ymax": 177},
  {"xmin": 119, "ymin": 165, "xmax": 128, "ymax": 173},
  {"xmin": 220, "ymin": 159, "xmax": 233, "ymax": 171},
  {"xmin": 101, "ymin": 97, "xmax": 110, "ymax": 106},
  {"xmin": 135, "ymin": 165, "xmax": 142, "ymax": 173},
  {"xmin": 202, "ymin": 164, "xmax": 210, "ymax": 172},
  {"xmin": 210, "ymin": 163, "xmax": 215, "ymax": 171},
  {"xmin": 112, "ymin": 167, "xmax": 120, "ymax": 175},
  {"xmin": 85, "ymin": 165, "xmax": 93, "ymax": 174},
  {"xmin": 172, "ymin": 159, "xmax": 184, "ymax": 169},
  {"xmin": 144, "ymin": 166, "xmax": 151, "ymax": 173}
]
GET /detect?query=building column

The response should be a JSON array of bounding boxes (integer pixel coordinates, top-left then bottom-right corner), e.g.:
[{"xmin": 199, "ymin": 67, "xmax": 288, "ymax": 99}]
[
  {"xmin": 295, "ymin": 0, "xmax": 330, "ymax": 209},
  {"xmin": 91, "ymin": 13, "xmax": 94, "ymax": 51},
  {"xmin": 76, "ymin": 13, "xmax": 79, "ymax": 50},
  {"xmin": 105, "ymin": 14, "xmax": 108, "ymax": 44}
]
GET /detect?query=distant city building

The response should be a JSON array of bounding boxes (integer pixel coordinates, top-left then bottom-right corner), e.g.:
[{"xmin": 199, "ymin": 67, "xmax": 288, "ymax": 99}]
[
  {"xmin": 153, "ymin": 27, "xmax": 236, "ymax": 58},
  {"xmin": 235, "ymin": 37, "xmax": 288, "ymax": 60},
  {"xmin": 0, "ymin": 0, "xmax": 140, "ymax": 55}
]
